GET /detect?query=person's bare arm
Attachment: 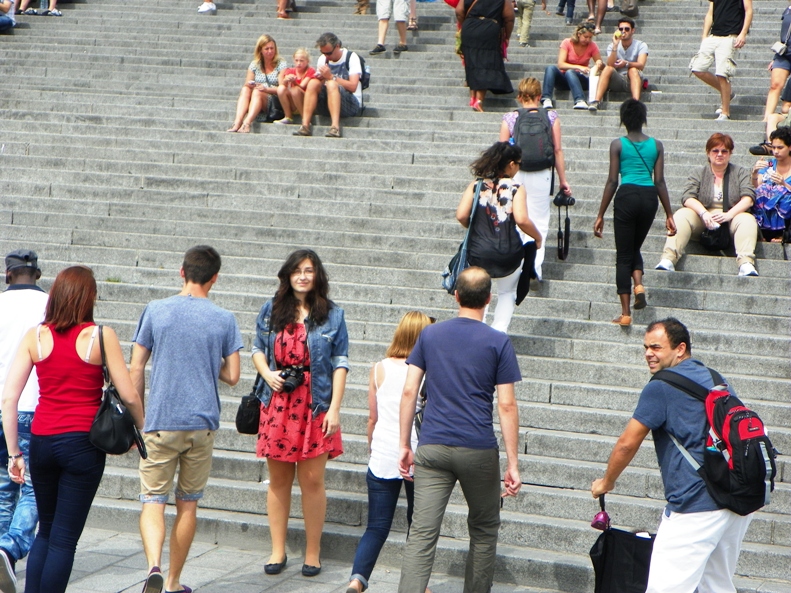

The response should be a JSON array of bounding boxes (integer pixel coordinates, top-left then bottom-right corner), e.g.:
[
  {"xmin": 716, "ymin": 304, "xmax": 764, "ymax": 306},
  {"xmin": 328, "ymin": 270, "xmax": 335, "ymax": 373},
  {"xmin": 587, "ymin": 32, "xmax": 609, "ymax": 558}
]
[
  {"xmin": 456, "ymin": 180, "xmax": 478, "ymax": 228},
  {"xmin": 322, "ymin": 367, "xmax": 347, "ymax": 436},
  {"xmin": 129, "ymin": 343, "xmax": 151, "ymax": 407},
  {"xmin": 219, "ymin": 351, "xmax": 241, "ymax": 386},
  {"xmin": 499, "ymin": 119, "xmax": 512, "ymax": 142},
  {"xmin": 101, "ymin": 327, "xmax": 145, "ymax": 429},
  {"xmin": 367, "ymin": 363, "xmax": 380, "ymax": 451},
  {"xmin": 512, "ymin": 186, "xmax": 543, "ymax": 248},
  {"xmin": 701, "ymin": 3, "xmax": 713, "ymax": 39},
  {"xmin": 501, "ymin": 0, "xmax": 515, "ymax": 40},
  {"xmin": 2, "ymin": 330, "xmax": 36, "ymax": 483},
  {"xmin": 398, "ymin": 365, "xmax": 424, "ymax": 481},
  {"xmin": 0, "ymin": 0, "xmax": 13, "ymax": 15},
  {"xmin": 593, "ymin": 139, "xmax": 622, "ymax": 237},
  {"xmin": 497, "ymin": 382, "xmax": 521, "ymax": 497},
  {"xmin": 552, "ymin": 119, "xmax": 570, "ymax": 194},
  {"xmin": 653, "ymin": 140, "xmax": 677, "ymax": 235},
  {"xmin": 591, "ymin": 418, "xmax": 650, "ymax": 497},
  {"xmin": 734, "ymin": 0, "xmax": 752, "ymax": 49}
]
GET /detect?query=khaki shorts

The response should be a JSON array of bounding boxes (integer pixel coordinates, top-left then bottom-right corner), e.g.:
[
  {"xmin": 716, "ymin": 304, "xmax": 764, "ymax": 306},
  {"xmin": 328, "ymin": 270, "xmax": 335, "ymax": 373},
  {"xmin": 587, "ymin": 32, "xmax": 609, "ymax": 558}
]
[
  {"xmin": 689, "ymin": 35, "xmax": 737, "ymax": 80},
  {"xmin": 139, "ymin": 429, "xmax": 215, "ymax": 503}
]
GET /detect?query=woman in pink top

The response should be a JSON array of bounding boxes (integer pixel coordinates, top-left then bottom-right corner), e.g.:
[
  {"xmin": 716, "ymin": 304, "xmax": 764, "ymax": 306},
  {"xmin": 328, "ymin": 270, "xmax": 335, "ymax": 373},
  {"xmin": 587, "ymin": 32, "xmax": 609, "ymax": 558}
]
[
  {"xmin": 541, "ymin": 22, "xmax": 603, "ymax": 110},
  {"xmin": 1, "ymin": 266, "xmax": 143, "ymax": 593}
]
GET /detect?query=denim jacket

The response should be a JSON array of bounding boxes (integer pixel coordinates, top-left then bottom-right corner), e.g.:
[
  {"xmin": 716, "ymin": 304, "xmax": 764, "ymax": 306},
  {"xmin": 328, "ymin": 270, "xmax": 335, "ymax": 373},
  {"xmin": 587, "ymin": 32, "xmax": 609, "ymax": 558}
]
[{"xmin": 252, "ymin": 299, "xmax": 350, "ymax": 418}]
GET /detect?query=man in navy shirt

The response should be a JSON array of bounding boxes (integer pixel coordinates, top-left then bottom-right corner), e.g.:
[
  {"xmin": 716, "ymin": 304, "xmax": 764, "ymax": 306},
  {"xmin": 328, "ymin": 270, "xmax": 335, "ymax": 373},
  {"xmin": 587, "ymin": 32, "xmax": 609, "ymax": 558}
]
[
  {"xmin": 591, "ymin": 318, "xmax": 753, "ymax": 593},
  {"xmin": 397, "ymin": 267, "xmax": 522, "ymax": 593}
]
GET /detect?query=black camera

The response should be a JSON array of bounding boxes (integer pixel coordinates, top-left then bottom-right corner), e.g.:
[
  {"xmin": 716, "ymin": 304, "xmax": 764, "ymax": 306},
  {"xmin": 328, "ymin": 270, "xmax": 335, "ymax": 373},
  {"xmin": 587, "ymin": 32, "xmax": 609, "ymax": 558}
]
[
  {"xmin": 553, "ymin": 190, "xmax": 575, "ymax": 207},
  {"xmin": 279, "ymin": 367, "xmax": 305, "ymax": 394}
]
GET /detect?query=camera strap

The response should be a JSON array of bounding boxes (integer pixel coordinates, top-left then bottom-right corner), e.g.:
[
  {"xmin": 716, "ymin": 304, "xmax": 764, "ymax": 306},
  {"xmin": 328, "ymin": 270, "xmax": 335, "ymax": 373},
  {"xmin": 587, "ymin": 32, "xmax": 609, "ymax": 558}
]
[{"xmin": 557, "ymin": 204, "xmax": 570, "ymax": 261}]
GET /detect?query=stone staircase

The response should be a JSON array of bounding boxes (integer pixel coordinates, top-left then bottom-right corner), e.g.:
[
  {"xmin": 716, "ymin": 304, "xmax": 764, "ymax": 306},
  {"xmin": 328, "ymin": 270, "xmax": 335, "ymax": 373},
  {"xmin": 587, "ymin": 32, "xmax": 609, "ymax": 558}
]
[{"xmin": 1, "ymin": 0, "xmax": 790, "ymax": 590}]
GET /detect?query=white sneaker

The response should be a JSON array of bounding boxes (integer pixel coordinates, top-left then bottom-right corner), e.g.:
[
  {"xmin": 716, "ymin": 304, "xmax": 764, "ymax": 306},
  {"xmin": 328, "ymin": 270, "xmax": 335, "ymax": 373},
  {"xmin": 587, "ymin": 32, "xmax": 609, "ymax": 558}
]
[
  {"xmin": 198, "ymin": 1, "xmax": 216, "ymax": 13},
  {"xmin": 0, "ymin": 549, "xmax": 17, "ymax": 593},
  {"xmin": 738, "ymin": 263, "xmax": 758, "ymax": 277},
  {"xmin": 573, "ymin": 100, "xmax": 589, "ymax": 110},
  {"xmin": 655, "ymin": 259, "xmax": 675, "ymax": 272},
  {"xmin": 716, "ymin": 113, "xmax": 730, "ymax": 121},
  {"xmin": 542, "ymin": 98, "xmax": 553, "ymax": 109}
]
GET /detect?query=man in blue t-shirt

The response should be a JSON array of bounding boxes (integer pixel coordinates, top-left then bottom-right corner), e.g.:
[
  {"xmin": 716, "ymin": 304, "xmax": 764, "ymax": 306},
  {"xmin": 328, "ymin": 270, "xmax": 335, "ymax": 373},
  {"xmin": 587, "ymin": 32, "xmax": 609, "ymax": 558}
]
[
  {"xmin": 397, "ymin": 267, "xmax": 522, "ymax": 593},
  {"xmin": 591, "ymin": 318, "xmax": 753, "ymax": 593},
  {"xmin": 131, "ymin": 246, "xmax": 243, "ymax": 593}
]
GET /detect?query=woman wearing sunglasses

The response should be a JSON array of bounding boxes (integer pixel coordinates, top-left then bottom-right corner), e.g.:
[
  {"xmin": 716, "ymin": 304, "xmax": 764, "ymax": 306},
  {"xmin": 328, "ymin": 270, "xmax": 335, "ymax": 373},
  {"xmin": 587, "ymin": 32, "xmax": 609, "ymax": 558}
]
[{"xmin": 655, "ymin": 132, "xmax": 759, "ymax": 276}]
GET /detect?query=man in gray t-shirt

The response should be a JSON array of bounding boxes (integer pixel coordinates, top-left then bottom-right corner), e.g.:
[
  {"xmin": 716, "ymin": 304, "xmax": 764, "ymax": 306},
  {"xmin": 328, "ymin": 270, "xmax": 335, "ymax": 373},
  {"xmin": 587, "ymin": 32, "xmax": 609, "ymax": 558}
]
[
  {"xmin": 131, "ymin": 246, "xmax": 242, "ymax": 593},
  {"xmin": 589, "ymin": 17, "xmax": 648, "ymax": 110}
]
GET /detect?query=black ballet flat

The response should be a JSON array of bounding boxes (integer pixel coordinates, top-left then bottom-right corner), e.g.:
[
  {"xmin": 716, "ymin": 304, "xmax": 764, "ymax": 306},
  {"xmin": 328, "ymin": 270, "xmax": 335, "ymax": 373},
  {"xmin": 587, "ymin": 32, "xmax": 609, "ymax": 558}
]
[
  {"xmin": 264, "ymin": 556, "xmax": 287, "ymax": 575},
  {"xmin": 301, "ymin": 563, "xmax": 321, "ymax": 577}
]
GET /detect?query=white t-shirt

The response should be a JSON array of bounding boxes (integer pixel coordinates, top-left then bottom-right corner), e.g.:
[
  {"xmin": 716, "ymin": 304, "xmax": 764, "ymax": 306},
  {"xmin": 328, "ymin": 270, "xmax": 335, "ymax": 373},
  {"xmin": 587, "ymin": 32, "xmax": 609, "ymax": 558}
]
[
  {"xmin": 368, "ymin": 358, "xmax": 418, "ymax": 480},
  {"xmin": 0, "ymin": 286, "xmax": 48, "ymax": 412},
  {"xmin": 606, "ymin": 39, "xmax": 648, "ymax": 72},
  {"xmin": 317, "ymin": 48, "xmax": 363, "ymax": 105}
]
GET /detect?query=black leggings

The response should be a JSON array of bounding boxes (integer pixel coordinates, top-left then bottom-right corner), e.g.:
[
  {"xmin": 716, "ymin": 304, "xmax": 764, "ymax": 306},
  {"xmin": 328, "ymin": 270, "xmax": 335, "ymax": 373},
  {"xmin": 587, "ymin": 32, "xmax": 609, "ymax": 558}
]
[{"xmin": 613, "ymin": 184, "xmax": 658, "ymax": 295}]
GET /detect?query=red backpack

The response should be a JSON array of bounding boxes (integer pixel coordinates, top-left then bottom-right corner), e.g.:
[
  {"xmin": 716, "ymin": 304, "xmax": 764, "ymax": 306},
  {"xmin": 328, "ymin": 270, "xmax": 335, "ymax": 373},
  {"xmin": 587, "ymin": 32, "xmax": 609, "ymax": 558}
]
[{"xmin": 651, "ymin": 368, "xmax": 777, "ymax": 516}]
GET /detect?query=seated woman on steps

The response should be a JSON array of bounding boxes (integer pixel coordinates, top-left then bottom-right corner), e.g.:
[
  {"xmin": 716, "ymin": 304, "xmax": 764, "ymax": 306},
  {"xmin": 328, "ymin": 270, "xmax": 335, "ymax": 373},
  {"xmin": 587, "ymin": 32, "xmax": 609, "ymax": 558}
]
[
  {"xmin": 541, "ymin": 22, "xmax": 603, "ymax": 111},
  {"xmin": 228, "ymin": 35, "xmax": 286, "ymax": 133},
  {"xmin": 274, "ymin": 48, "xmax": 317, "ymax": 125},
  {"xmin": 344, "ymin": 311, "xmax": 434, "ymax": 593},
  {"xmin": 751, "ymin": 126, "xmax": 791, "ymax": 244},
  {"xmin": 655, "ymin": 133, "xmax": 759, "ymax": 277}
]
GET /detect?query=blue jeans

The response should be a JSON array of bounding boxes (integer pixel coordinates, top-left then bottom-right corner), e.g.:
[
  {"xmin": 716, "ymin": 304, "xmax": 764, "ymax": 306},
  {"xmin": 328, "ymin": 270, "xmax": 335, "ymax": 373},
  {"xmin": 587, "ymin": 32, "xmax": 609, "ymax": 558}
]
[
  {"xmin": 556, "ymin": 0, "xmax": 576, "ymax": 18},
  {"xmin": 26, "ymin": 432, "xmax": 105, "ymax": 593},
  {"xmin": 541, "ymin": 65, "xmax": 589, "ymax": 103},
  {"xmin": 0, "ymin": 15, "xmax": 14, "ymax": 32},
  {"xmin": 0, "ymin": 412, "xmax": 38, "ymax": 562},
  {"xmin": 350, "ymin": 470, "xmax": 414, "ymax": 591}
]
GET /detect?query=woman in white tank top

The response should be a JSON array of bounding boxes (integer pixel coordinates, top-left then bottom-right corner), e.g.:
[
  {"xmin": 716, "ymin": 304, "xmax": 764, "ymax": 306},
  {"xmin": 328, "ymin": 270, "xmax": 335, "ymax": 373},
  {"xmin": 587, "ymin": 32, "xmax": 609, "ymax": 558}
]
[{"xmin": 345, "ymin": 311, "xmax": 434, "ymax": 593}]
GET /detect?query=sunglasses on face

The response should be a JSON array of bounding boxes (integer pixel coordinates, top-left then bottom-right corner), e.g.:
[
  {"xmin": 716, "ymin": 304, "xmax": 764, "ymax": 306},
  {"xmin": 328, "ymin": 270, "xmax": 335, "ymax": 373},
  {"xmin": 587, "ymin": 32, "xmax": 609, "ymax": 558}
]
[
  {"xmin": 618, "ymin": 27, "xmax": 631, "ymax": 31},
  {"xmin": 710, "ymin": 149, "xmax": 730, "ymax": 154}
]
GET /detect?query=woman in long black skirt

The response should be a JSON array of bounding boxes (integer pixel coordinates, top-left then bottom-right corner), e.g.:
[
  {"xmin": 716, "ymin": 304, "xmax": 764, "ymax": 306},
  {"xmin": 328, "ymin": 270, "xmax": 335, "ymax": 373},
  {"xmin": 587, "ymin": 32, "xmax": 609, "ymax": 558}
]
[
  {"xmin": 593, "ymin": 99, "xmax": 676, "ymax": 326},
  {"xmin": 456, "ymin": 0, "xmax": 514, "ymax": 112}
]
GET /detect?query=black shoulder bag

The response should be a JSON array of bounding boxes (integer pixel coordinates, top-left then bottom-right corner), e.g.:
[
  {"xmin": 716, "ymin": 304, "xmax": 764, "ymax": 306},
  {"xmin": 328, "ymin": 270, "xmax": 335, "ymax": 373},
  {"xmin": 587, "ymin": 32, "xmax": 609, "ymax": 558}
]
[
  {"xmin": 699, "ymin": 166, "xmax": 731, "ymax": 251},
  {"xmin": 236, "ymin": 320, "xmax": 272, "ymax": 434},
  {"xmin": 89, "ymin": 326, "xmax": 147, "ymax": 458}
]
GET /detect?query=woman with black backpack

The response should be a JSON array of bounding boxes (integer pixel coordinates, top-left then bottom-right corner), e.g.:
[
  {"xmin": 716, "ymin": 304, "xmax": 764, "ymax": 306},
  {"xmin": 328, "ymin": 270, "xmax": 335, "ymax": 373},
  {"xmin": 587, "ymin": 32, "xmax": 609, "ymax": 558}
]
[
  {"xmin": 500, "ymin": 77, "xmax": 572, "ymax": 281},
  {"xmin": 455, "ymin": 142, "xmax": 543, "ymax": 333}
]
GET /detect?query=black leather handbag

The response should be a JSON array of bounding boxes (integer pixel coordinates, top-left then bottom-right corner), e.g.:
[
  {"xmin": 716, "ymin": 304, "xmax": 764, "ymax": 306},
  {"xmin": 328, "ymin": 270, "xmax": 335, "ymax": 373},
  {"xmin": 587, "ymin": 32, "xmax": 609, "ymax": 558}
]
[
  {"xmin": 235, "ymin": 374, "xmax": 263, "ymax": 435},
  {"xmin": 89, "ymin": 327, "xmax": 147, "ymax": 458},
  {"xmin": 699, "ymin": 168, "xmax": 731, "ymax": 251}
]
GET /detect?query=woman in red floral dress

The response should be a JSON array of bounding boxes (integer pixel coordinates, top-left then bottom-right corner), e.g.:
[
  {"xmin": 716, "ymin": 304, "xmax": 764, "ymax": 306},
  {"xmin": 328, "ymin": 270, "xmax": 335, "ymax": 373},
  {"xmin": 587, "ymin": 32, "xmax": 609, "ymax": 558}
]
[{"xmin": 251, "ymin": 249, "xmax": 350, "ymax": 578}]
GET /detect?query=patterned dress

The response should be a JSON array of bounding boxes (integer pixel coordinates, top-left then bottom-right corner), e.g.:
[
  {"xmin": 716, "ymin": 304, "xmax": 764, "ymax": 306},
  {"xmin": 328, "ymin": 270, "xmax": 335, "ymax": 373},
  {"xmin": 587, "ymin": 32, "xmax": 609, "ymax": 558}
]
[{"xmin": 256, "ymin": 323, "xmax": 343, "ymax": 462}]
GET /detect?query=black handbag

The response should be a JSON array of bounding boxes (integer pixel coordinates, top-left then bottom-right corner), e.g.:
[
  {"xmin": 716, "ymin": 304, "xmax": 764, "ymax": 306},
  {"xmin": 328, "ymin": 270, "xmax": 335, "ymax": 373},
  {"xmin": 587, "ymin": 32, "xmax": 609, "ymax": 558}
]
[
  {"xmin": 235, "ymin": 374, "xmax": 263, "ymax": 435},
  {"xmin": 699, "ymin": 167, "xmax": 731, "ymax": 251},
  {"xmin": 89, "ymin": 326, "xmax": 147, "ymax": 458},
  {"xmin": 589, "ymin": 498, "xmax": 655, "ymax": 593}
]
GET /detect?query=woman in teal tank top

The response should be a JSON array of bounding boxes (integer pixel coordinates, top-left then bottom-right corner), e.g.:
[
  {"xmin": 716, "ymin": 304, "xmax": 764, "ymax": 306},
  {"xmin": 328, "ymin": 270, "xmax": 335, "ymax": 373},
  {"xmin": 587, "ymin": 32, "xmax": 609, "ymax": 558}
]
[{"xmin": 593, "ymin": 99, "xmax": 676, "ymax": 326}]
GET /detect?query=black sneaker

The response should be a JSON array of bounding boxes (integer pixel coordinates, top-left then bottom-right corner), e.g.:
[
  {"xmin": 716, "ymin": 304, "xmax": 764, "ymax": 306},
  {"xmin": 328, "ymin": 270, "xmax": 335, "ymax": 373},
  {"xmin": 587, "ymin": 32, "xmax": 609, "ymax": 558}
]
[
  {"xmin": 749, "ymin": 143, "xmax": 772, "ymax": 156},
  {"xmin": 393, "ymin": 44, "xmax": 408, "ymax": 55},
  {"xmin": 369, "ymin": 44, "xmax": 386, "ymax": 55}
]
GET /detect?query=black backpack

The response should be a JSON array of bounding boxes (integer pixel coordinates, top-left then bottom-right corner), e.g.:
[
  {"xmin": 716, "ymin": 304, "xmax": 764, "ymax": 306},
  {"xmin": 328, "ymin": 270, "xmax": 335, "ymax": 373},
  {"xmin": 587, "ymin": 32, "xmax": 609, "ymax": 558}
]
[
  {"xmin": 651, "ymin": 368, "xmax": 777, "ymax": 516},
  {"xmin": 513, "ymin": 108, "xmax": 555, "ymax": 172},
  {"xmin": 344, "ymin": 50, "xmax": 370, "ymax": 90}
]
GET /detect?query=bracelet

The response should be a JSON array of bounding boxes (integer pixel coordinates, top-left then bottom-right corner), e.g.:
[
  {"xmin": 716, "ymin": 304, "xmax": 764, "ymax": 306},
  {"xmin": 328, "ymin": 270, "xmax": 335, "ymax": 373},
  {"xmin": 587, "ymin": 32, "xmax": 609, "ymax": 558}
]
[{"xmin": 7, "ymin": 453, "xmax": 22, "ymax": 461}]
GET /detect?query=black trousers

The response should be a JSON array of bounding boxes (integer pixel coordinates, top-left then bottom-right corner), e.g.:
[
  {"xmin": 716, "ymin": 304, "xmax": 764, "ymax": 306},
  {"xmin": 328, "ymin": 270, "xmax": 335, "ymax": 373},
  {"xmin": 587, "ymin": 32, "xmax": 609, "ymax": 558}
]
[{"xmin": 613, "ymin": 184, "xmax": 658, "ymax": 295}]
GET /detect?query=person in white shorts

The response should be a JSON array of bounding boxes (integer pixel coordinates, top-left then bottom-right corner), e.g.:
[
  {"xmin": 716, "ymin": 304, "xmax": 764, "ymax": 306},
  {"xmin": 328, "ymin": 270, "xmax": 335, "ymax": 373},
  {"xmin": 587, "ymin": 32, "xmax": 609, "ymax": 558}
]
[
  {"xmin": 369, "ymin": 0, "xmax": 409, "ymax": 56},
  {"xmin": 689, "ymin": 0, "xmax": 752, "ymax": 121},
  {"xmin": 591, "ymin": 318, "xmax": 755, "ymax": 593}
]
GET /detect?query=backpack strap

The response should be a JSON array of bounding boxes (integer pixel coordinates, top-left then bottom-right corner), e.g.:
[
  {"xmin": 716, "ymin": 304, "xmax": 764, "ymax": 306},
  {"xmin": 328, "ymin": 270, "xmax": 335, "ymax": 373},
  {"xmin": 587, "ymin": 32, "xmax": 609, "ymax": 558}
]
[
  {"xmin": 667, "ymin": 432, "xmax": 701, "ymax": 471},
  {"xmin": 650, "ymin": 367, "xmax": 724, "ymax": 402}
]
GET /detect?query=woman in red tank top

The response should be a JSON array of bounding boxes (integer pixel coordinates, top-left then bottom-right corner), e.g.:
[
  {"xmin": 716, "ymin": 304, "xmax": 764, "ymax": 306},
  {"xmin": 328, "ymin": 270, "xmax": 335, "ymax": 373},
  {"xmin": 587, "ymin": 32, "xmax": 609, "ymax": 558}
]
[{"xmin": 1, "ymin": 266, "xmax": 144, "ymax": 593}]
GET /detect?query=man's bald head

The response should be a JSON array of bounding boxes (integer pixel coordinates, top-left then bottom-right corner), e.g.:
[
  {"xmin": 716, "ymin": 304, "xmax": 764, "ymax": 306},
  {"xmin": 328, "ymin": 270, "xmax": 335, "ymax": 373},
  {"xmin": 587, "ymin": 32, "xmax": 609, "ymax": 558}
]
[{"xmin": 456, "ymin": 267, "xmax": 491, "ymax": 309}]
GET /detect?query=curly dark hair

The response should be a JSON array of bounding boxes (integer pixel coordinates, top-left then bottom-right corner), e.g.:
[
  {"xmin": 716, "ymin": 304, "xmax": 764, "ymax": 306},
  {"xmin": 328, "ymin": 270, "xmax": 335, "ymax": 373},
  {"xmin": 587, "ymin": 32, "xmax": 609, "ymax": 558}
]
[
  {"xmin": 271, "ymin": 249, "xmax": 332, "ymax": 332},
  {"xmin": 770, "ymin": 126, "xmax": 791, "ymax": 148},
  {"xmin": 469, "ymin": 142, "xmax": 522, "ymax": 179}
]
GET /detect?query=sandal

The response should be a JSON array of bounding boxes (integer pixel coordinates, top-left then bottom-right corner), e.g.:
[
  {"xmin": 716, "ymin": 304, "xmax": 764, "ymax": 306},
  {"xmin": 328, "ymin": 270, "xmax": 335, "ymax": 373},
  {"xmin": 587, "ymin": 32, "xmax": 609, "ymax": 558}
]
[
  {"xmin": 325, "ymin": 126, "xmax": 342, "ymax": 138},
  {"xmin": 471, "ymin": 99, "xmax": 484, "ymax": 112},
  {"xmin": 633, "ymin": 285, "xmax": 647, "ymax": 310},
  {"xmin": 407, "ymin": 16, "xmax": 418, "ymax": 30},
  {"xmin": 277, "ymin": 10, "xmax": 290, "ymax": 18},
  {"xmin": 612, "ymin": 315, "xmax": 632, "ymax": 327},
  {"xmin": 227, "ymin": 124, "xmax": 241, "ymax": 132},
  {"xmin": 293, "ymin": 125, "xmax": 312, "ymax": 136}
]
